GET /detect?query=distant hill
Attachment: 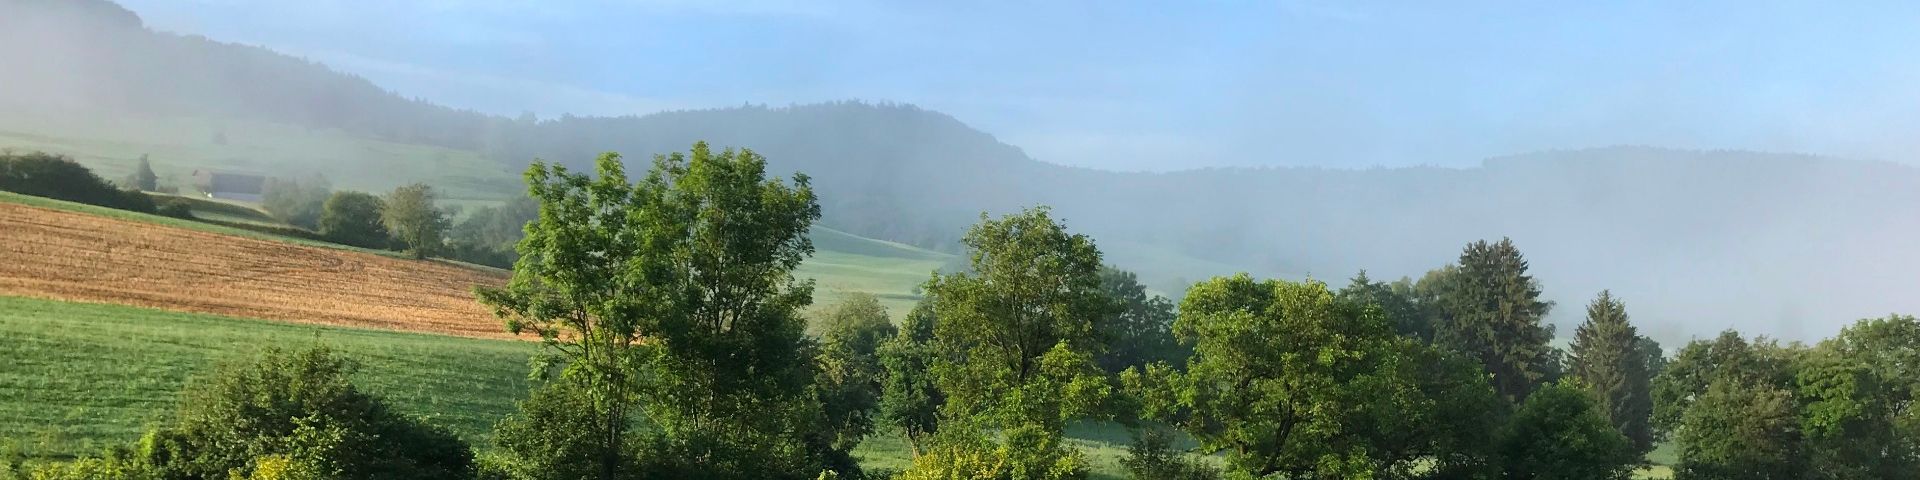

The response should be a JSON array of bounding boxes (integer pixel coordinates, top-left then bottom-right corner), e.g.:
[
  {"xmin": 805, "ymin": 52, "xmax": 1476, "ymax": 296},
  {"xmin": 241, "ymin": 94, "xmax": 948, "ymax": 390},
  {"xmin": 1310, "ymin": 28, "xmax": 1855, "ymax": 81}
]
[{"xmin": 4, "ymin": 0, "xmax": 1918, "ymax": 343}]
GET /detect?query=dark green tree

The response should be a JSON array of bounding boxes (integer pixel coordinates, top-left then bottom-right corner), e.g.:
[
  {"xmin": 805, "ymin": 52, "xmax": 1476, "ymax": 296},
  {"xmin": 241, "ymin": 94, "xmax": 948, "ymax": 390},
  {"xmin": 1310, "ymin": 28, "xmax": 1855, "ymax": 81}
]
[
  {"xmin": 126, "ymin": 154, "xmax": 157, "ymax": 191},
  {"xmin": 1496, "ymin": 382, "xmax": 1639, "ymax": 480},
  {"xmin": 382, "ymin": 183, "xmax": 449, "ymax": 259},
  {"xmin": 1568, "ymin": 290, "xmax": 1655, "ymax": 454},
  {"xmin": 1435, "ymin": 238, "xmax": 1555, "ymax": 403},
  {"xmin": 911, "ymin": 206, "xmax": 1114, "ymax": 479},
  {"xmin": 1094, "ymin": 266, "xmax": 1184, "ymax": 373},
  {"xmin": 0, "ymin": 151, "xmax": 156, "ymax": 213},
  {"xmin": 877, "ymin": 300, "xmax": 944, "ymax": 456},
  {"xmin": 478, "ymin": 143, "xmax": 825, "ymax": 479},
  {"xmin": 1338, "ymin": 270, "xmax": 1433, "ymax": 343},
  {"xmin": 318, "ymin": 191, "xmax": 388, "ymax": 248}
]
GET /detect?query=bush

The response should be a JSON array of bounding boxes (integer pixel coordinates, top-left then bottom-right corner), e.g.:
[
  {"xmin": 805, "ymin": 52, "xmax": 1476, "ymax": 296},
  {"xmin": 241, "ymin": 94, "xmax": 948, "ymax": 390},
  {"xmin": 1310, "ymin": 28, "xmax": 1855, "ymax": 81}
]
[
  {"xmin": 486, "ymin": 376, "xmax": 628, "ymax": 480},
  {"xmin": 0, "ymin": 151, "xmax": 156, "ymax": 213},
  {"xmin": 155, "ymin": 197, "xmax": 196, "ymax": 219},
  {"xmin": 1497, "ymin": 382, "xmax": 1639, "ymax": 480},
  {"xmin": 141, "ymin": 346, "xmax": 472, "ymax": 480},
  {"xmin": 317, "ymin": 191, "xmax": 388, "ymax": 249},
  {"xmin": 1119, "ymin": 428, "xmax": 1216, "ymax": 480}
]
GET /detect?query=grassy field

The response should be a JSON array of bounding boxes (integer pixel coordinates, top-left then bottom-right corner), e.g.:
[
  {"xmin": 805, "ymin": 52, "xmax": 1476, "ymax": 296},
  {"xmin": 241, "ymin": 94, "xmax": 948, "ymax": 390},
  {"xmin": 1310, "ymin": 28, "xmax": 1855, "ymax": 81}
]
[
  {"xmin": 0, "ymin": 296, "xmax": 1150, "ymax": 477},
  {"xmin": 0, "ymin": 296, "xmax": 536, "ymax": 460},
  {"xmin": 0, "ymin": 113, "xmax": 520, "ymax": 203},
  {"xmin": 805, "ymin": 226, "xmax": 952, "ymax": 319}
]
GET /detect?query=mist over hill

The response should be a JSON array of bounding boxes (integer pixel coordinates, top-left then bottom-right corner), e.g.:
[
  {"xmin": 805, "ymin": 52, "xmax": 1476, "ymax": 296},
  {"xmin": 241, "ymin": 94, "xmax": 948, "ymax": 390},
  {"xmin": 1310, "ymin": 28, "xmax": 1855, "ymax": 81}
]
[{"xmin": 4, "ymin": 0, "xmax": 1917, "ymax": 344}]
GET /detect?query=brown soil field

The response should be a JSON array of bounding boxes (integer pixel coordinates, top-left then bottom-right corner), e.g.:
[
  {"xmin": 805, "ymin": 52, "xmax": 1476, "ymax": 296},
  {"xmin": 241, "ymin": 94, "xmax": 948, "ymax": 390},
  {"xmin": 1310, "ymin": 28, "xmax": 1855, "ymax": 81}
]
[{"xmin": 0, "ymin": 201, "xmax": 514, "ymax": 338}]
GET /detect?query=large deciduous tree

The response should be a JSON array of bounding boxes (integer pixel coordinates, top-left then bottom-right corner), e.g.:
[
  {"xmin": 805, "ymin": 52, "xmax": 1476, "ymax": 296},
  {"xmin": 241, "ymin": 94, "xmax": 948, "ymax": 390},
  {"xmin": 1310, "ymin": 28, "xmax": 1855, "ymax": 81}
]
[
  {"xmin": 1568, "ymin": 290, "xmax": 1656, "ymax": 454},
  {"xmin": 318, "ymin": 191, "xmax": 388, "ymax": 249},
  {"xmin": 1094, "ymin": 266, "xmax": 1184, "ymax": 374},
  {"xmin": 909, "ymin": 206, "xmax": 1114, "ymax": 479},
  {"xmin": 477, "ymin": 143, "xmax": 826, "ymax": 479},
  {"xmin": 1127, "ymin": 274, "xmax": 1501, "ymax": 479},
  {"xmin": 1435, "ymin": 238, "xmax": 1555, "ymax": 403}
]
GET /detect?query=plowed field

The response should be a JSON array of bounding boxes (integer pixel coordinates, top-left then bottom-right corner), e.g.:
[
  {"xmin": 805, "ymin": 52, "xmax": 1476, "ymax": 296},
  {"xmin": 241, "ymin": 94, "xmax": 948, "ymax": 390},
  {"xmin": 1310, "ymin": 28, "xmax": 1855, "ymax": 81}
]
[{"xmin": 0, "ymin": 201, "xmax": 511, "ymax": 338}]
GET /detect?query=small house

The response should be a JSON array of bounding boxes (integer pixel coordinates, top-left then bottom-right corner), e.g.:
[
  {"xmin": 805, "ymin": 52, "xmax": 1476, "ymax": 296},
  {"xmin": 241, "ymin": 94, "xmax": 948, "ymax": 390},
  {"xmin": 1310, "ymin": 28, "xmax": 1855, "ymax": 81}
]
[{"xmin": 191, "ymin": 169, "xmax": 266, "ymax": 202}]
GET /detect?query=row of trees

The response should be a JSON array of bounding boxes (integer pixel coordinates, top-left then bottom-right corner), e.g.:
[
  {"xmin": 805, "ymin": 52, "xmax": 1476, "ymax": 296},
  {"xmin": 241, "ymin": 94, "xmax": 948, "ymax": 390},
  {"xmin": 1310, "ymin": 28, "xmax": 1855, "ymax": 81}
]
[
  {"xmin": 261, "ymin": 176, "xmax": 524, "ymax": 263},
  {"xmin": 16, "ymin": 142, "xmax": 1915, "ymax": 479},
  {"xmin": 264, "ymin": 178, "xmax": 451, "ymax": 259}
]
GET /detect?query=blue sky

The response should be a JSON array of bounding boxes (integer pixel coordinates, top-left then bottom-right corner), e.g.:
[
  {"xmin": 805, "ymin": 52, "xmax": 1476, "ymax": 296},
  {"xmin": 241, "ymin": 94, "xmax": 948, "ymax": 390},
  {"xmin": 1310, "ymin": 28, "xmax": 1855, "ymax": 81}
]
[{"xmin": 120, "ymin": 0, "xmax": 1920, "ymax": 171}]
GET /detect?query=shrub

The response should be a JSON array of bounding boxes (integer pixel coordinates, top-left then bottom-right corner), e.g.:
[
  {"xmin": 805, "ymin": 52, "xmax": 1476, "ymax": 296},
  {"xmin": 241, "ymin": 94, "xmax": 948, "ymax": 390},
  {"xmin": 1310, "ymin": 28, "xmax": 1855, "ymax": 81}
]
[
  {"xmin": 1119, "ymin": 428, "xmax": 1216, "ymax": 480},
  {"xmin": 1497, "ymin": 382, "xmax": 1639, "ymax": 480},
  {"xmin": 144, "ymin": 346, "xmax": 472, "ymax": 480},
  {"xmin": 155, "ymin": 197, "xmax": 196, "ymax": 219},
  {"xmin": 486, "ymin": 376, "xmax": 626, "ymax": 480},
  {"xmin": 317, "ymin": 191, "xmax": 388, "ymax": 248},
  {"xmin": 0, "ymin": 151, "xmax": 156, "ymax": 213}
]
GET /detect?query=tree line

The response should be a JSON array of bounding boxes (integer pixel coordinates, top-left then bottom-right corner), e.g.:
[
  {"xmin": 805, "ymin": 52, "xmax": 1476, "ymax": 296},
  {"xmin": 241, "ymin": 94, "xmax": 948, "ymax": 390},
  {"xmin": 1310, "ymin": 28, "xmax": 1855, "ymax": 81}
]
[{"xmin": 12, "ymin": 142, "xmax": 1916, "ymax": 480}]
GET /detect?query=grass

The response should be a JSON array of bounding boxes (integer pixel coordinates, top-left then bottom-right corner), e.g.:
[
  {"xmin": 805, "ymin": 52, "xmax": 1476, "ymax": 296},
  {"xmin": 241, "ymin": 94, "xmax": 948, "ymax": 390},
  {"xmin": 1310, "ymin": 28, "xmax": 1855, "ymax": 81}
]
[
  {"xmin": 0, "ymin": 113, "xmax": 520, "ymax": 202},
  {"xmin": 803, "ymin": 226, "xmax": 953, "ymax": 319},
  {"xmin": 0, "ymin": 296, "xmax": 1151, "ymax": 477},
  {"xmin": 0, "ymin": 296, "xmax": 537, "ymax": 460}
]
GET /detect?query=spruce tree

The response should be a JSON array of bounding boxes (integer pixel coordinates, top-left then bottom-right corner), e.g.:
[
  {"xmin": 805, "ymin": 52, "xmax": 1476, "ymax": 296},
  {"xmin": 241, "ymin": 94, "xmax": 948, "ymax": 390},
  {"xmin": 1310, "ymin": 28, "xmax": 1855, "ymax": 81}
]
[
  {"xmin": 128, "ymin": 154, "xmax": 157, "ymax": 191},
  {"xmin": 1436, "ymin": 238, "xmax": 1554, "ymax": 403},
  {"xmin": 1569, "ymin": 290, "xmax": 1656, "ymax": 454}
]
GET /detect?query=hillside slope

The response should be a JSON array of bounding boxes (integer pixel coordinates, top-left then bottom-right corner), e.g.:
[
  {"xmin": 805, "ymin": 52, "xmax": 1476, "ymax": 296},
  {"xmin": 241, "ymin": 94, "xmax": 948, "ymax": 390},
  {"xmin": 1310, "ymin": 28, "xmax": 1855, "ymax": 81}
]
[{"xmin": 4, "ymin": 0, "xmax": 1917, "ymax": 343}]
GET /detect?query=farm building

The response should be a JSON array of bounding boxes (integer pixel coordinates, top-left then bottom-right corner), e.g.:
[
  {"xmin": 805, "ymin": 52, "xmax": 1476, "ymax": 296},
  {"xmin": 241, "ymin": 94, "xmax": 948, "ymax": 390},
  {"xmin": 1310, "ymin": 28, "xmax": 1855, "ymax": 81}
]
[{"xmin": 190, "ymin": 170, "xmax": 266, "ymax": 202}]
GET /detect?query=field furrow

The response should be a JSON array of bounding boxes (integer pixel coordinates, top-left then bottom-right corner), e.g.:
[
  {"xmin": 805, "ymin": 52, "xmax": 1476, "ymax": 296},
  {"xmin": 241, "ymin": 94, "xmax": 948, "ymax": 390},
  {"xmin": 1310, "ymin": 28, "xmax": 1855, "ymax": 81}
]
[{"xmin": 0, "ymin": 202, "xmax": 512, "ymax": 338}]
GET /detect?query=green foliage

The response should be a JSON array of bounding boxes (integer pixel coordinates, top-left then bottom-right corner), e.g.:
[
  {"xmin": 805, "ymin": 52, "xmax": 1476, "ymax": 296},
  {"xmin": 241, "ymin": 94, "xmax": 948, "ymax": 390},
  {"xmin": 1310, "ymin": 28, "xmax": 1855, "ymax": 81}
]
[
  {"xmin": 478, "ymin": 142, "xmax": 827, "ymax": 479},
  {"xmin": 1433, "ymin": 238, "xmax": 1555, "ymax": 404},
  {"xmin": 317, "ymin": 191, "xmax": 388, "ymax": 249},
  {"xmin": 1496, "ymin": 382, "xmax": 1639, "ymax": 480},
  {"xmin": 445, "ymin": 196, "xmax": 538, "ymax": 268},
  {"xmin": 912, "ymin": 207, "xmax": 1113, "ymax": 479},
  {"xmin": 1118, "ymin": 428, "xmax": 1217, "ymax": 480},
  {"xmin": 1671, "ymin": 379, "xmax": 1803, "ymax": 479},
  {"xmin": 381, "ymin": 183, "xmax": 449, "ymax": 259},
  {"xmin": 450, "ymin": 196, "xmax": 538, "ymax": 252},
  {"xmin": 262, "ymin": 176, "xmax": 331, "ymax": 230},
  {"xmin": 1568, "ymin": 291, "xmax": 1656, "ymax": 454},
  {"xmin": 146, "ymin": 346, "xmax": 473, "ymax": 480},
  {"xmin": 1094, "ymin": 267, "xmax": 1185, "ymax": 374},
  {"xmin": 0, "ymin": 151, "xmax": 155, "ymax": 213},
  {"xmin": 812, "ymin": 293, "xmax": 899, "ymax": 475},
  {"xmin": 1338, "ymin": 270, "xmax": 1434, "ymax": 344},
  {"xmin": 878, "ymin": 301, "xmax": 945, "ymax": 455},
  {"xmin": 1130, "ymin": 274, "xmax": 1501, "ymax": 479},
  {"xmin": 1651, "ymin": 331, "xmax": 1799, "ymax": 436},
  {"xmin": 815, "ymin": 296, "xmax": 897, "ymax": 435},
  {"xmin": 485, "ymin": 376, "xmax": 629, "ymax": 480},
  {"xmin": 1654, "ymin": 324, "xmax": 1920, "ymax": 480}
]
